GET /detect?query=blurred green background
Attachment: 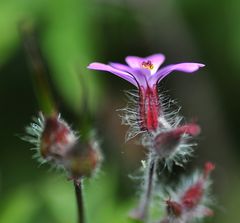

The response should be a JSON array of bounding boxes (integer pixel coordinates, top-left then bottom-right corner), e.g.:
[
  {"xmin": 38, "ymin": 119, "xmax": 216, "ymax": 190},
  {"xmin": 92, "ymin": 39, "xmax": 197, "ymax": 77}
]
[{"xmin": 1, "ymin": 0, "xmax": 240, "ymax": 222}]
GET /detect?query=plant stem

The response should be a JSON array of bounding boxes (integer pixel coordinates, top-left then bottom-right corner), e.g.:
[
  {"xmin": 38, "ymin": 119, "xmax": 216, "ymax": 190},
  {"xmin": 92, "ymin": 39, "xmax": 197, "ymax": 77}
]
[
  {"xmin": 142, "ymin": 156, "xmax": 157, "ymax": 221},
  {"xmin": 130, "ymin": 154, "xmax": 157, "ymax": 222},
  {"xmin": 20, "ymin": 22, "xmax": 56, "ymax": 116},
  {"xmin": 74, "ymin": 180, "xmax": 85, "ymax": 223}
]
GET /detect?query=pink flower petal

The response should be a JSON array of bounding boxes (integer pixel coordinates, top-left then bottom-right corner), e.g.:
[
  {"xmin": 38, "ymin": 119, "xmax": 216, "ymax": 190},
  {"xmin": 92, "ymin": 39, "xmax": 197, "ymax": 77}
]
[
  {"xmin": 87, "ymin": 62, "xmax": 137, "ymax": 87},
  {"xmin": 149, "ymin": 63, "xmax": 205, "ymax": 87},
  {"xmin": 110, "ymin": 62, "xmax": 133, "ymax": 73},
  {"xmin": 110, "ymin": 62, "xmax": 150, "ymax": 89},
  {"xmin": 125, "ymin": 56, "xmax": 143, "ymax": 69}
]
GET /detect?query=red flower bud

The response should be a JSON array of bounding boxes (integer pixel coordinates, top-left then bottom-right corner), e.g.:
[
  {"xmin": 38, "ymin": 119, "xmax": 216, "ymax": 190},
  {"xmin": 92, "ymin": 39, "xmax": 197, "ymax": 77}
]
[
  {"xmin": 40, "ymin": 115, "xmax": 77, "ymax": 160},
  {"xmin": 180, "ymin": 162, "xmax": 215, "ymax": 210},
  {"xmin": 204, "ymin": 162, "xmax": 215, "ymax": 179},
  {"xmin": 154, "ymin": 130, "xmax": 181, "ymax": 158},
  {"xmin": 161, "ymin": 162, "xmax": 215, "ymax": 223},
  {"xmin": 181, "ymin": 182, "xmax": 204, "ymax": 209},
  {"xmin": 153, "ymin": 123, "xmax": 200, "ymax": 159},
  {"xmin": 173, "ymin": 123, "xmax": 201, "ymax": 137},
  {"xmin": 166, "ymin": 200, "xmax": 183, "ymax": 217}
]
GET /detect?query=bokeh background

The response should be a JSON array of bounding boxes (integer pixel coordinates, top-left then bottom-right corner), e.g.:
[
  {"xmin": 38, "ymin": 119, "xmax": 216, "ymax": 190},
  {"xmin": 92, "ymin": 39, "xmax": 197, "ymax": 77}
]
[{"xmin": 0, "ymin": 0, "xmax": 240, "ymax": 222}]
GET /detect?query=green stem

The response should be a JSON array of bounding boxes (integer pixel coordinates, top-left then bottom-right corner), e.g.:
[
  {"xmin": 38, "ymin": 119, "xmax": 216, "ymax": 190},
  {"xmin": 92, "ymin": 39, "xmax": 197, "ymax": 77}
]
[{"xmin": 21, "ymin": 22, "xmax": 56, "ymax": 116}]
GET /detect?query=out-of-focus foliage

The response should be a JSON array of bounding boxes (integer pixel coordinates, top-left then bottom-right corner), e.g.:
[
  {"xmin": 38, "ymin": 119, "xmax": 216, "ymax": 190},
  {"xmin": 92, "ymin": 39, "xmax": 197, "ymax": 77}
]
[
  {"xmin": 177, "ymin": 0, "xmax": 240, "ymax": 138},
  {"xmin": 0, "ymin": 172, "xmax": 135, "ymax": 223},
  {"xmin": 0, "ymin": 0, "xmax": 102, "ymax": 113},
  {"xmin": 179, "ymin": 0, "xmax": 240, "ymax": 75}
]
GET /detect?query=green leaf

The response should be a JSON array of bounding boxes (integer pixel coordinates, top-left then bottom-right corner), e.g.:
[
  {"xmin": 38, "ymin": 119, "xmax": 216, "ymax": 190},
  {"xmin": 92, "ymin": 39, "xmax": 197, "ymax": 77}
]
[{"xmin": 41, "ymin": 0, "xmax": 102, "ymax": 113}]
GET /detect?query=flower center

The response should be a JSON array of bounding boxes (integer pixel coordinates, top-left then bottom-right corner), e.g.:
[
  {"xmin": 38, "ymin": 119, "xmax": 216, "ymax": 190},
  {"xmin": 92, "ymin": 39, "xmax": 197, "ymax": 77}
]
[{"xmin": 141, "ymin": 60, "xmax": 154, "ymax": 70}]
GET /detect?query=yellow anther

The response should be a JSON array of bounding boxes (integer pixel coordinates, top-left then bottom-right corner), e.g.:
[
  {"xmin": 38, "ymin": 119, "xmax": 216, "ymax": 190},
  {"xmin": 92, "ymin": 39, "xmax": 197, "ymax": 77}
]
[{"xmin": 141, "ymin": 60, "xmax": 154, "ymax": 70}]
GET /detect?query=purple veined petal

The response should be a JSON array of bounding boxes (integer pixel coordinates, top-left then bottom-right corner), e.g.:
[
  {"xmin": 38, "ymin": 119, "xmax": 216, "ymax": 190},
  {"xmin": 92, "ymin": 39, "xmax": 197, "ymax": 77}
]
[
  {"xmin": 125, "ymin": 53, "xmax": 165, "ymax": 74},
  {"xmin": 125, "ymin": 56, "xmax": 143, "ymax": 69},
  {"xmin": 87, "ymin": 62, "xmax": 138, "ymax": 87},
  {"xmin": 110, "ymin": 62, "xmax": 151, "ymax": 78},
  {"xmin": 148, "ymin": 63, "xmax": 205, "ymax": 87},
  {"xmin": 110, "ymin": 62, "xmax": 150, "ymax": 89},
  {"xmin": 109, "ymin": 62, "xmax": 133, "ymax": 73},
  {"xmin": 130, "ymin": 69, "xmax": 149, "ymax": 89}
]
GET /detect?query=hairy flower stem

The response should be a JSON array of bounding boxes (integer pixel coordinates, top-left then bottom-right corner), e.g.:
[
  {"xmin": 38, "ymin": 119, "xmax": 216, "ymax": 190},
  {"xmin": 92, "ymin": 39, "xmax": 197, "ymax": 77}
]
[
  {"xmin": 132, "ymin": 153, "xmax": 157, "ymax": 222},
  {"xmin": 143, "ymin": 156, "xmax": 157, "ymax": 220},
  {"xmin": 74, "ymin": 181, "xmax": 85, "ymax": 223}
]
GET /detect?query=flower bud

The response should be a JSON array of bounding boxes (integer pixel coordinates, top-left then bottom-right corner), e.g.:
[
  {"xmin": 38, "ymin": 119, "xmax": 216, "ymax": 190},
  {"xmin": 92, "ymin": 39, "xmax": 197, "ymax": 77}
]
[
  {"xmin": 153, "ymin": 130, "xmax": 181, "ymax": 158},
  {"xmin": 204, "ymin": 162, "xmax": 215, "ymax": 179},
  {"xmin": 153, "ymin": 123, "xmax": 200, "ymax": 159},
  {"xmin": 181, "ymin": 181, "xmax": 203, "ymax": 209},
  {"xmin": 64, "ymin": 140, "xmax": 102, "ymax": 180},
  {"xmin": 40, "ymin": 115, "xmax": 77, "ymax": 161},
  {"xmin": 23, "ymin": 112, "xmax": 78, "ymax": 165},
  {"xmin": 181, "ymin": 162, "xmax": 215, "ymax": 210},
  {"xmin": 162, "ymin": 162, "xmax": 215, "ymax": 223},
  {"xmin": 166, "ymin": 200, "xmax": 182, "ymax": 217},
  {"xmin": 24, "ymin": 113, "xmax": 103, "ymax": 181}
]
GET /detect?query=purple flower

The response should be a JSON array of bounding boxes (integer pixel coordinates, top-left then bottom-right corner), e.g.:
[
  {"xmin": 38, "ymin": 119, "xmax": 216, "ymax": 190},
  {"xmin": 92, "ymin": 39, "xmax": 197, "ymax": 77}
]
[
  {"xmin": 88, "ymin": 54, "xmax": 204, "ymax": 132},
  {"xmin": 88, "ymin": 54, "xmax": 204, "ymax": 89}
]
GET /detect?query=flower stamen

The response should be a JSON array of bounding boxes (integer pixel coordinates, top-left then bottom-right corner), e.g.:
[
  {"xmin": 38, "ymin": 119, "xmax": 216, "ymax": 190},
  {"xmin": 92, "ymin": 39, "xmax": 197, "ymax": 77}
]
[{"xmin": 141, "ymin": 60, "xmax": 154, "ymax": 70}]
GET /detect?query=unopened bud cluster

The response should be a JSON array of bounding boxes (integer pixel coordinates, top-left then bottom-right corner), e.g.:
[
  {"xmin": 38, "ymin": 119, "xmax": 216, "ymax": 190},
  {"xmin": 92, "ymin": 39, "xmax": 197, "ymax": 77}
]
[
  {"xmin": 23, "ymin": 113, "xmax": 102, "ymax": 181},
  {"xmin": 161, "ymin": 162, "xmax": 215, "ymax": 223}
]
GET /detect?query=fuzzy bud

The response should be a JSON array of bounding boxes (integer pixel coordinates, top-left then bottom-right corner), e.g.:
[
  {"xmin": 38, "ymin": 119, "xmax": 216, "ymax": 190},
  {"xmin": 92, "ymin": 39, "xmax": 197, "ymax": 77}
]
[
  {"xmin": 181, "ymin": 181, "xmax": 203, "ymax": 209},
  {"xmin": 40, "ymin": 115, "xmax": 77, "ymax": 161},
  {"xmin": 181, "ymin": 162, "xmax": 214, "ymax": 211},
  {"xmin": 162, "ymin": 162, "xmax": 215, "ymax": 223},
  {"xmin": 204, "ymin": 162, "xmax": 215, "ymax": 179},
  {"xmin": 166, "ymin": 200, "xmax": 182, "ymax": 217},
  {"xmin": 23, "ymin": 113, "xmax": 78, "ymax": 165},
  {"xmin": 64, "ymin": 140, "xmax": 102, "ymax": 180},
  {"xmin": 153, "ymin": 123, "xmax": 200, "ymax": 158}
]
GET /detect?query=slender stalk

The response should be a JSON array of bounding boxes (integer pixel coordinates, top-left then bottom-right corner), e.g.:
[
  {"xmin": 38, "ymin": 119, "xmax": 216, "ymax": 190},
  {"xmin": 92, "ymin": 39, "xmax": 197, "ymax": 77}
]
[
  {"xmin": 145, "ymin": 157, "xmax": 156, "ymax": 208},
  {"xmin": 74, "ymin": 180, "xmax": 85, "ymax": 223},
  {"xmin": 20, "ymin": 22, "xmax": 56, "ymax": 116},
  {"xmin": 130, "ymin": 153, "xmax": 157, "ymax": 222},
  {"xmin": 141, "ymin": 156, "xmax": 157, "ymax": 221}
]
